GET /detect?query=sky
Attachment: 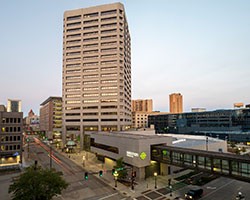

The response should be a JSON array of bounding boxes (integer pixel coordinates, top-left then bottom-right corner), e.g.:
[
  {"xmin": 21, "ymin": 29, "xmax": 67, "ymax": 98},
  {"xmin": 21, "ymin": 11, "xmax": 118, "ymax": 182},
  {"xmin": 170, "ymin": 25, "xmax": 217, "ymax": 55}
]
[{"xmin": 0, "ymin": 0, "xmax": 249, "ymax": 116}]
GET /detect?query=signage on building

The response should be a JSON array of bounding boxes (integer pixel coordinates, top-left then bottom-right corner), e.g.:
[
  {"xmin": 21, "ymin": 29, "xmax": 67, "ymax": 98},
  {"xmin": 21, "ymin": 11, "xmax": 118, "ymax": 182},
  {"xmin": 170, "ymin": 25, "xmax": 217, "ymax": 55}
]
[
  {"xmin": 140, "ymin": 152, "xmax": 147, "ymax": 160},
  {"xmin": 126, "ymin": 151, "xmax": 139, "ymax": 158}
]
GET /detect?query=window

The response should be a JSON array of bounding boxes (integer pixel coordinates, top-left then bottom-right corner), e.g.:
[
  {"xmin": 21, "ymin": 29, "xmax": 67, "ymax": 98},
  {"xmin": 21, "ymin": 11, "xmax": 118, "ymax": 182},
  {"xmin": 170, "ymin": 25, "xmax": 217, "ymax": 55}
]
[
  {"xmin": 66, "ymin": 88, "xmax": 80, "ymax": 92},
  {"xmin": 82, "ymin": 112, "xmax": 98, "ymax": 116},
  {"xmin": 83, "ymin": 93, "xmax": 99, "ymax": 97},
  {"xmin": 83, "ymin": 12, "xmax": 98, "ymax": 18},
  {"xmin": 83, "ymin": 25, "xmax": 98, "ymax": 30},
  {"xmin": 67, "ymin": 15, "xmax": 81, "ymax": 21},
  {"xmin": 66, "ymin": 40, "xmax": 81, "ymax": 44},
  {"xmin": 66, "ymin": 107, "xmax": 80, "ymax": 110},
  {"xmin": 101, "ymin": 86, "xmax": 117, "ymax": 90},
  {"xmin": 101, "ymin": 73, "xmax": 117, "ymax": 77},
  {"xmin": 83, "ymin": 87, "xmax": 98, "ymax": 91},
  {"xmin": 67, "ymin": 22, "xmax": 81, "ymax": 27},
  {"xmin": 101, "ymin": 66, "xmax": 117, "ymax": 71},
  {"xmin": 83, "ymin": 19, "xmax": 98, "ymax": 24},
  {"xmin": 83, "ymin": 100, "xmax": 99, "ymax": 103},
  {"xmin": 66, "ymin": 63, "xmax": 80, "ymax": 68},
  {"xmin": 66, "ymin": 94, "xmax": 81, "ymax": 98},
  {"xmin": 83, "ymin": 74, "xmax": 98, "ymax": 79},
  {"xmin": 66, "ymin": 81, "xmax": 81, "ymax": 86},
  {"xmin": 66, "ymin": 28, "xmax": 81, "ymax": 33},
  {"xmin": 101, "ymin": 79, "xmax": 117, "ymax": 84},
  {"xmin": 83, "ymin": 43, "xmax": 98, "ymax": 48},
  {"xmin": 83, "ymin": 81, "xmax": 98, "ymax": 85},
  {"xmin": 101, "ymin": 93, "xmax": 117, "ymax": 96},
  {"xmin": 101, "ymin": 99, "xmax": 117, "ymax": 103},
  {"xmin": 101, "ymin": 10, "xmax": 117, "ymax": 16},
  {"xmin": 66, "ymin": 75, "xmax": 81, "ymax": 80},
  {"xmin": 66, "ymin": 100, "xmax": 80, "ymax": 104},
  {"xmin": 83, "ymin": 106, "xmax": 98, "ymax": 109}
]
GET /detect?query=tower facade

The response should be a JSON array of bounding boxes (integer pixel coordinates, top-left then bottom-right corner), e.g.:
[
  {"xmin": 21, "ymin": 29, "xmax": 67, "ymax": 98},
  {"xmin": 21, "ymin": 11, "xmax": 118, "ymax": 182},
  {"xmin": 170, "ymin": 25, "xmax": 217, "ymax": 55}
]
[
  {"xmin": 62, "ymin": 3, "xmax": 131, "ymax": 145},
  {"xmin": 169, "ymin": 93, "xmax": 183, "ymax": 113},
  {"xmin": 132, "ymin": 99, "xmax": 153, "ymax": 112}
]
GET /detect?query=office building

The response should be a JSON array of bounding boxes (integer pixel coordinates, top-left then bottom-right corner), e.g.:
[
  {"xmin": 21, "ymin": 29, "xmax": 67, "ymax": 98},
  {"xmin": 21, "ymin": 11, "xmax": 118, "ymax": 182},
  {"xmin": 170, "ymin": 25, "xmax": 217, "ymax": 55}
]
[
  {"xmin": 148, "ymin": 108, "xmax": 250, "ymax": 142},
  {"xmin": 7, "ymin": 99, "xmax": 21, "ymax": 112},
  {"xmin": 132, "ymin": 99, "xmax": 153, "ymax": 112},
  {"xmin": 169, "ymin": 93, "xmax": 183, "ymax": 113},
  {"xmin": 0, "ymin": 105, "xmax": 23, "ymax": 169},
  {"xmin": 131, "ymin": 99, "xmax": 153, "ymax": 129},
  {"xmin": 62, "ymin": 3, "xmax": 132, "ymax": 146},
  {"xmin": 40, "ymin": 97, "xmax": 62, "ymax": 144}
]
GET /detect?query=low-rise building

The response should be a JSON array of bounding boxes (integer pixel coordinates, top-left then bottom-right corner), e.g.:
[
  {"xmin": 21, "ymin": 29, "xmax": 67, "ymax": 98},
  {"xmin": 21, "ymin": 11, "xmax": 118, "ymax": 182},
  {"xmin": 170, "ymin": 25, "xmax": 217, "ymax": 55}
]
[{"xmin": 86, "ymin": 130, "xmax": 227, "ymax": 180}]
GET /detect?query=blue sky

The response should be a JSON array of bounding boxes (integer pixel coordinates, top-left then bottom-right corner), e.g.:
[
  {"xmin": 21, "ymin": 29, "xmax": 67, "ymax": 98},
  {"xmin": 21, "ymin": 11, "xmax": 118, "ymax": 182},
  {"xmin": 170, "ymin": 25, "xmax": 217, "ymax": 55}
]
[{"xmin": 0, "ymin": 0, "xmax": 249, "ymax": 116}]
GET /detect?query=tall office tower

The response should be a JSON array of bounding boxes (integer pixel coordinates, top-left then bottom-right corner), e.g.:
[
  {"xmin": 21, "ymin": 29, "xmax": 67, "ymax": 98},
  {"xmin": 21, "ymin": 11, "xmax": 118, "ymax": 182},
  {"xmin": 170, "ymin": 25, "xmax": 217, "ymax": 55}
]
[
  {"xmin": 7, "ymin": 99, "xmax": 21, "ymax": 112},
  {"xmin": 62, "ymin": 3, "xmax": 131, "ymax": 146},
  {"xmin": 132, "ymin": 99, "xmax": 153, "ymax": 112},
  {"xmin": 169, "ymin": 93, "xmax": 183, "ymax": 113}
]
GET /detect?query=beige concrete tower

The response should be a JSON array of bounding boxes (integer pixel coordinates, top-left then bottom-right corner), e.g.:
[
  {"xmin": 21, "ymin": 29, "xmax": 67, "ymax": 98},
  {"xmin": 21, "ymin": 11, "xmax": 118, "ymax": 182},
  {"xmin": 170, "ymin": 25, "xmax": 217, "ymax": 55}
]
[
  {"xmin": 62, "ymin": 3, "xmax": 131, "ymax": 147},
  {"xmin": 169, "ymin": 93, "xmax": 183, "ymax": 113}
]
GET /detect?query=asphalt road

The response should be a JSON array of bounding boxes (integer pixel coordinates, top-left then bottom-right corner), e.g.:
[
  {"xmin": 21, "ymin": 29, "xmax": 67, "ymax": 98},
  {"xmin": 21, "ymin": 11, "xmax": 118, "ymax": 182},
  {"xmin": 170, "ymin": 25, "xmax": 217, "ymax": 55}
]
[{"xmin": 26, "ymin": 137, "xmax": 127, "ymax": 200}]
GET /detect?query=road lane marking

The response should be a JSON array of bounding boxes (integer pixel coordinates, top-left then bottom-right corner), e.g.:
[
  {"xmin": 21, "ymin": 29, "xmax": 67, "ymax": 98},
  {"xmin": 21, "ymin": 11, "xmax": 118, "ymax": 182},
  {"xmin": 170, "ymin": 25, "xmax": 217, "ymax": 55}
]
[{"xmin": 200, "ymin": 179, "xmax": 234, "ymax": 199}]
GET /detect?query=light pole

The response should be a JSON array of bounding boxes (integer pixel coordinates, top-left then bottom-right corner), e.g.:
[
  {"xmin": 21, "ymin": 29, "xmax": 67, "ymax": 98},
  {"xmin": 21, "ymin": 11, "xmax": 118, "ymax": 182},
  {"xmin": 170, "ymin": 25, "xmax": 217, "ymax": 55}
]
[
  {"xmin": 113, "ymin": 170, "xmax": 118, "ymax": 187},
  {"xmin": 154, "ymin": 172, "xmax": 157, "ymax": 189}
]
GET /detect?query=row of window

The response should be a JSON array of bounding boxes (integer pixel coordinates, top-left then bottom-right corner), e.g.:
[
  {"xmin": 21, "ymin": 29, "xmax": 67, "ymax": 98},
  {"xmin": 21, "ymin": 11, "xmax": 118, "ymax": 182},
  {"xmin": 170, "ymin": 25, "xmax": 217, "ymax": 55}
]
[
  {"xmin": 0, "ymin": 144, "xmax": 21, "ymax": 151},
  {"xmin": 1, "ymin": 135, "xmax": 21, "ymax": 142},
  {"xmin": 2, "ymin": 118, "xmax": 21, "ymax": 124},
  {"xmin": 66, "ymin": 9, "xmax": 122, "ymax": 22},
  {"xmin": 1, "ymin": 127, "xmax": 21, "ymax": 133},
  {"xmin": 65, "ymin": 99, "xmax": 119, "ymax": 104},
  {"xmin": 66, "ymin": 73, "xmax": 117, "ymax": 79}
]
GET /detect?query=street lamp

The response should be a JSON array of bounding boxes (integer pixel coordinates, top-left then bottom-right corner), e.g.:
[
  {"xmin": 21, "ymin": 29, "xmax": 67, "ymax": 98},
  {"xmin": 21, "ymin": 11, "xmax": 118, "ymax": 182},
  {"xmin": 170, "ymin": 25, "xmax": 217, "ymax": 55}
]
[
  {"xmin": 154, "ymin": 172, "xmax": 157, "ymax": 189},
  {"xmin": 113, "ymin": 170, "xmax": 118, "ymax": 187},
  {"xmin": 169, "ymin": 185, "xmax": 172, "ymax": 196}
]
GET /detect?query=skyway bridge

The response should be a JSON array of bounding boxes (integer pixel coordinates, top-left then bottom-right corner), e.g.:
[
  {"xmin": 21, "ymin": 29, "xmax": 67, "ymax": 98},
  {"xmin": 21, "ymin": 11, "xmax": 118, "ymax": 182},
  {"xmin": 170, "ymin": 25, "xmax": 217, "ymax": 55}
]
[{"xmin": 151, "ymin": 145, "xmax": 250, "ymax": 182}]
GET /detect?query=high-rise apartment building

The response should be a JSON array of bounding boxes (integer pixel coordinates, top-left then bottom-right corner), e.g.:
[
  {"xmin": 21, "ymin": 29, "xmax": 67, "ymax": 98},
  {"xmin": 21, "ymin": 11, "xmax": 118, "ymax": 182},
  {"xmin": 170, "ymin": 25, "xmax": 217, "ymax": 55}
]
[
  {"xmin": 62, "ymin": 3, "xmax": 131, "ymax": 145},
  {"xmin": 132, "ymin": 99, "xmax": 153, "ymax": 112},
  {"xmin": 40, "ymin": 97, "xmax": 62, "ymax": 144},
  {"xmin": 169, "ymin": 93, "xmax": 183, "ymax": 113}
]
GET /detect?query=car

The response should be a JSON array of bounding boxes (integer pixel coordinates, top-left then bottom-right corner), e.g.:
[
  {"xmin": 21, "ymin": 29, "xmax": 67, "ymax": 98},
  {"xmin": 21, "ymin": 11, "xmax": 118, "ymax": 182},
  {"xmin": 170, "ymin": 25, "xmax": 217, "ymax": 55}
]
[{"xmin": 185, "ymin": 188, "xmax": 203, "ymax": 199}]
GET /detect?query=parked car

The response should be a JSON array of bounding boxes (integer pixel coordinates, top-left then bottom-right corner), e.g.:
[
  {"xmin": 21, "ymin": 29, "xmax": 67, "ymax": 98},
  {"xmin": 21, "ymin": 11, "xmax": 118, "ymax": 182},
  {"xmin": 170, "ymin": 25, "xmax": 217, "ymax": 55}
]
[{"xmin": 185, "ymin": 188, "xmax": 203, "ymax": 199}]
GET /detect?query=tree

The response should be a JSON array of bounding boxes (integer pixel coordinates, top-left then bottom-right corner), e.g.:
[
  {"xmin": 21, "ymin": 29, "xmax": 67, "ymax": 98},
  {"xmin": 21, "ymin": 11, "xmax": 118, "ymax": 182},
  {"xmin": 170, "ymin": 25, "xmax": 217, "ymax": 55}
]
[
  {"xmin": 9, "ymin": 165, "xmax": 68, "ymax": 200},
  {"xmin": 114, "ymin": 157, "xmax": 127, "ymax": 180}
]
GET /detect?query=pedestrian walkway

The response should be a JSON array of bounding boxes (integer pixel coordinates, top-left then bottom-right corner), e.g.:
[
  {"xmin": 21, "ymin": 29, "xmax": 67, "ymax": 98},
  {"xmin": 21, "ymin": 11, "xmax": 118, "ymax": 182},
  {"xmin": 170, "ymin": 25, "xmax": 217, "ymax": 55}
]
[{"xmin": 56, "ymin": 148, "xmax": 189, "ymax": 200}]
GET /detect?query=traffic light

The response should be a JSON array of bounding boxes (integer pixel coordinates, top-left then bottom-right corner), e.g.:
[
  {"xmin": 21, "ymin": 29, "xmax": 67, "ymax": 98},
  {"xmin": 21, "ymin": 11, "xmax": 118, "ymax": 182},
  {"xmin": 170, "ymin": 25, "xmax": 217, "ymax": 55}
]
[
  {"xmin": 112, "ymin": 168, "xmax": 115, "ymax": 175},
  {"xmin": 99, "ymin": 170, "xmax": 103, "ymax": 177},
  {"xmin": 84, "ymin": 172, "xmax": 88, "ymax": 180}
]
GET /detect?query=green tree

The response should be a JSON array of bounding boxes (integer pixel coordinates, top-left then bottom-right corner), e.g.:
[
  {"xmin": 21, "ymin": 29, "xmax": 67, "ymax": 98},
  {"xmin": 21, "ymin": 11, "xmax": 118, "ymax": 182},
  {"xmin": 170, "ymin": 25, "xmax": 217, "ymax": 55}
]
[
  {"xmin": 114, "ymin": 157, "xmax": 127, "ymax": 180},
  {"xmin": 9, "ymin": 165, "xmax": 68, "ymax": 200}
]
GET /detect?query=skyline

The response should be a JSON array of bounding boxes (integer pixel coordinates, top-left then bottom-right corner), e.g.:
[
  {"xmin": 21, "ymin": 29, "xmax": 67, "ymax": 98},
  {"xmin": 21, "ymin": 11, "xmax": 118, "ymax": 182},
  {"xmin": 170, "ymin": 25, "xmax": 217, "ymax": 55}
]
[{"xmin": 0, "ymin": 0, "xmax": 249, "ymax": 116}]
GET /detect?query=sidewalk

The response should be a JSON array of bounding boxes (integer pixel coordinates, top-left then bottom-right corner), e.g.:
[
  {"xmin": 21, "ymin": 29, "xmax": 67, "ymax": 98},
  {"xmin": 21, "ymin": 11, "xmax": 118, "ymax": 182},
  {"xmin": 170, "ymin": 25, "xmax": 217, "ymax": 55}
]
[{"xmin": 57, "ymin": 149, "xmax": 188, "ymax": 199}]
